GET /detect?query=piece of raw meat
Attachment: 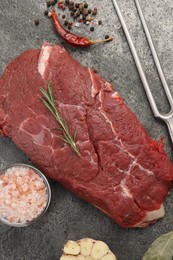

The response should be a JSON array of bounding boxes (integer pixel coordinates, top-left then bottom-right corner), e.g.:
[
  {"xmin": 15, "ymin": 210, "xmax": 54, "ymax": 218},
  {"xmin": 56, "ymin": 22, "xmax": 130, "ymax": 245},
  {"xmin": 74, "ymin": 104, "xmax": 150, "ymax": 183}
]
[{"xmin": 0, "ymin": 43, "xmax": 173, "ymax": 228}]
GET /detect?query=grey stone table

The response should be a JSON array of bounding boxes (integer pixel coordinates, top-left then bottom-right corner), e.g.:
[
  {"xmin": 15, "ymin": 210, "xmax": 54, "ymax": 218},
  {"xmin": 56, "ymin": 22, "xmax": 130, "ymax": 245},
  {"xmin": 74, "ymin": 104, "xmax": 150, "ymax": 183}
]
[{"xmin": 0, "ymin": 0, "xmax": 173, "ymax": 259}]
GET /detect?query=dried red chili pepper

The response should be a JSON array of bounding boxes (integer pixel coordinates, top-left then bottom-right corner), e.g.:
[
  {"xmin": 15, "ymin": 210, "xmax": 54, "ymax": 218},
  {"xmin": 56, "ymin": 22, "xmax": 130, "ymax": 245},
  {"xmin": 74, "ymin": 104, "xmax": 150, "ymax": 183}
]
[{"xmin": 51, "ymin": 11, "xmax": 113, "ymax": 47}]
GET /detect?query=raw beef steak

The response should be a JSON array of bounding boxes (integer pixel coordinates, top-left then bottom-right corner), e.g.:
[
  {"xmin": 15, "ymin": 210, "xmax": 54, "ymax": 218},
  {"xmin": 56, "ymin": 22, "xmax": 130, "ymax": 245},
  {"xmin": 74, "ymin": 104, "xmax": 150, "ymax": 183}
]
[{"xmin": 0, "ymin": 43, "xmax": 173, "ymax": 228}]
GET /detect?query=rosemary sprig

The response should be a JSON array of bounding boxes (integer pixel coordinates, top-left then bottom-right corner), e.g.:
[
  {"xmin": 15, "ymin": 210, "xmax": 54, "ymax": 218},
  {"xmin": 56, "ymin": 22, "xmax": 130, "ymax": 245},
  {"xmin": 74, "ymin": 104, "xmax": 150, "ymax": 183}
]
[{"xmin": 40, "ymin": 82, "xmax": 80, "ymax": 156}]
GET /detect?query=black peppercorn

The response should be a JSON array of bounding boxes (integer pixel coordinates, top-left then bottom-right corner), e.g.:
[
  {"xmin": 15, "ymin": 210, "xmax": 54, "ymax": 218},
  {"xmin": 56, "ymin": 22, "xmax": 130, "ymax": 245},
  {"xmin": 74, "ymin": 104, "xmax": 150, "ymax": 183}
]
[
  {"xmin": 90, "ymin": 26, "xmax": 94, "ymax": 31},
  {"xmin": 92, "ymin": 9, "xmax": 97, "ymax": 15},
  {"xmin": 44, "ymin": 10, "xmax": 48, "ymax": 16},
  {"xmin": 84, "ymin": 2, "xmax": 88, "ymax": 8},
  {"xmin": 75, "ymin": 3, "xmax": 79, "ymax": 8},
  {"xmin": 105, "ymin": 35, "xmax": 110, "ymax": 39},
  {"xmin": 88, "ymin": 9, "xmax": 92, "ymax": 14},
  {"xmin": 34, "ymin": 19, "xmax": 40, "ymax": 26},
  {"xmin": 62, "ymin": 14, "xmax": 66, "ymax": 19},
  {"xmin": 98, "ymin": 20, "xmax": 102, "ymax": 25},
  {"xmin": 64, "ymin": 20, "xmax": 68, "ymax": 26},
  {"xmin": 76, "ymin": 11, "xmax": 80, "ymax": 17},
  {"xmin": 82, "ymin": 9, "xmax": 88, "ymax": 16},
  {"xmin": 73, "ymin": 13, "xmax": 78, "ymax": 19},
  {"xmin": 46, "ymin": 0, "xmax": 51, "ymax": 7},
  {"xmin": 69, "ymin": 5, "xmax": 73, "ymax": 10},
  {"xmin": 51, "ymin": 0, "xmax": 56, "ymax": 6}
]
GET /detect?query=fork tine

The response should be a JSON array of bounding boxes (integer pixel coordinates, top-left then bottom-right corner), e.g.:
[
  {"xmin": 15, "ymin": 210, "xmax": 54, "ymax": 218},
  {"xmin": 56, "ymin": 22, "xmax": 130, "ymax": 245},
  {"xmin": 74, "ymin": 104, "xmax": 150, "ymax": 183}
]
[
  {"xmin": 112, "ymin": 0, "xmax": 173, "ymax": 144},
  {"xmin": 134, "ymin": 0, "xmax": 173, "ymax": 109},
  {"xmin": 111, "ymin": 0, "xmax": 161, "ymax": 117}
]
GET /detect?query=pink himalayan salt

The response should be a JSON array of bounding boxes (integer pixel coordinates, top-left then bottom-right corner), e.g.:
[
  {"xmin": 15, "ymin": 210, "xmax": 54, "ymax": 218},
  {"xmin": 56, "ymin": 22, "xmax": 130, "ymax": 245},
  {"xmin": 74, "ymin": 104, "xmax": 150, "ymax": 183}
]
[{"xmin": 0, "ymin": 166, "xmax": 47, "ymax": 223}]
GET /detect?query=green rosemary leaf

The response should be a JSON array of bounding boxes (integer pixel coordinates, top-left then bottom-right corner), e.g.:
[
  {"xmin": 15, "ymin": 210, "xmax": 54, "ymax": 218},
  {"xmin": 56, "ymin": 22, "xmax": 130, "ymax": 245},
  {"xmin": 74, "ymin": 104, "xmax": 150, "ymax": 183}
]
[
  {"xmin": 41, "ymin": 98, "xmax": 56, "ymax": 117},
  {"xmin": 40, "ymin": 87, "xmax": 51, "ymax": 102},
  {"xmin": 47, "ymin": 82, "xmax": 54, "ymax": 105},
  {"xmin": 51, "ymin": 127, "xmax": 64, "ymax": 132},
  {"xmin": 73, "ymin": 128, "xmax": 77, "ymax": 141},
  {"xmin": 40, "ymin": 82, "xmax": 80, "ymax": 156},
  {"xmin": 40, "ymin": 87, "xmax": 55, "ymax": 110}
]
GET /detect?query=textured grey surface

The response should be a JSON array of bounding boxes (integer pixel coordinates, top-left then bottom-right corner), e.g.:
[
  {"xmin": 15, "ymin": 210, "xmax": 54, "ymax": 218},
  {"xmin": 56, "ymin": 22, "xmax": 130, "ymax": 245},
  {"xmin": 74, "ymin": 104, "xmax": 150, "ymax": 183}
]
[{"xmin": 0, "ymin": 0, "xmax": 173, "ymax": 259}]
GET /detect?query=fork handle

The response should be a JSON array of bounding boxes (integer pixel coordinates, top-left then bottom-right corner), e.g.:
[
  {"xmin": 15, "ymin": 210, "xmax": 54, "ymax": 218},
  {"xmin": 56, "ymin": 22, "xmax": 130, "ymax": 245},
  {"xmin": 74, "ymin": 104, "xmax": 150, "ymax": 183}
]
[{"xmin": 165, "ymin": 117, "xmax": 173, "ymax": 144}]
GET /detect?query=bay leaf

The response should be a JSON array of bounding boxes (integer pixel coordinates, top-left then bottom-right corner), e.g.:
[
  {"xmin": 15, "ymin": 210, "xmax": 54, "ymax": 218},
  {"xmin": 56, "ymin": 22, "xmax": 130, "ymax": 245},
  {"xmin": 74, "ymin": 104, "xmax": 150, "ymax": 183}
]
[{"xmin": 142, "ymin": 231, "xmax": 173, "ymax": 260}]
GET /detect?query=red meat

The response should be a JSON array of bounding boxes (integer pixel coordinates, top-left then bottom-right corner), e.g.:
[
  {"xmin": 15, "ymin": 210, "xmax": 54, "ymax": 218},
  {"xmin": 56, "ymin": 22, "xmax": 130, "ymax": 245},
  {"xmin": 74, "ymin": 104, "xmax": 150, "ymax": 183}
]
[{"xmin": 0, "ymin": 43, "xmax": 172, "ymax": 228}]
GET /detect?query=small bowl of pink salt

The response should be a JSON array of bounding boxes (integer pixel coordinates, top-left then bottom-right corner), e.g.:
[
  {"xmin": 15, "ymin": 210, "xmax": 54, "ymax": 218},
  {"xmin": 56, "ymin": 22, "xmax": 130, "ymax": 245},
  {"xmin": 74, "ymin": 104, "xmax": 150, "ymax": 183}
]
[{"xmin": 0, "ymin": 164, "xmax": 51, "ymax": 227}]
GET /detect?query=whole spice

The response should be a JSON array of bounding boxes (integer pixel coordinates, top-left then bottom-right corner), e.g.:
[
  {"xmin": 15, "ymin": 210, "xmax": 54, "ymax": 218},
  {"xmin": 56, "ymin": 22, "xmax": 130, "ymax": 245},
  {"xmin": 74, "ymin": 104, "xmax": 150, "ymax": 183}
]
[
  {"xmin": 75, "ymin": 3, "xmax": 79, "ymax": 8},
  {"xmin": 34, "ymin": 19, "xmax": 40, "ymax": 26},
  {"xmin": 51, "ymin": 0, "xmax": 56, "ymax": 6},
  {"xmin": 69, "ymin": 1, "xmax": 74, "ymax": 5},
  {"xmin": 86, "ymin": 15, "xmax": 93, "ymax": 22},
  {"xmin": 44, "ymin": 10, "xmax": 48, "ymax": 16},
  {"xmin": 73, "ymin": 13, "xmax": 78, "ymax": 19},
  {"xmin": 142, "ymin": 231, "xmax": 173, "ymax": 260},
  {"xmin": 79, "ymin": 3, "xmax": 84, "ymax": 10},
  {"xmin": 82, "ymin": 9, "xmax": 88, "ymax": 16},
  {"xmin": 76, "ymin": 11, "xmax": 80, "ymax": 17},
  {"xmin": 61, "ymin": 5, "xmax": 66, "ymax": 10},
  {"xmin": 90, "ymin": 26, "xmax": 94, "ymax": 32},
  {"xmin": 51, "ymin": 11, "xmax": 113, "ymax": 47},
  {"xmin": 92, "ymin": 8, "xmax": 97, "ymax": 15},
  {"xmin": 64, "ymin": 20, "xmax": 68, "ymax": 26},
  {"xmin": 68, "ymin": 5, "xmax": 74, "ymax": 10},
  {"xmin": 58, "ymin": 3, "xmax": 63, "ymax": 8},
  {"xmin": 40, "ymin": 82, "xmax": 80, "ymax": 156},
  {"xmin": 105, "ymin": 35, "xmax": 110, "ymax": 39},
  {"xmin": 84, "ymin": 2, "xmax": 88, "ymax": 8},
  {"xmin": 46, "ymin": 0, "xmax": 51, "ymax": 7},
  {"xmin": 68, "ymin": 21, "xmax": 73, "ymax": 26}
]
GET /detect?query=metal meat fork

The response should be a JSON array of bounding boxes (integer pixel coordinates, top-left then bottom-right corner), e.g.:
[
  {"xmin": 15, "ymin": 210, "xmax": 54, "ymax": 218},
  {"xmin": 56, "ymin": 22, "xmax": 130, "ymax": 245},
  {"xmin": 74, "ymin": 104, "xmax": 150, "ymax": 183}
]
[{"xmin": 112, "ymin": 0, "xmax": 173, "ymax": 143}]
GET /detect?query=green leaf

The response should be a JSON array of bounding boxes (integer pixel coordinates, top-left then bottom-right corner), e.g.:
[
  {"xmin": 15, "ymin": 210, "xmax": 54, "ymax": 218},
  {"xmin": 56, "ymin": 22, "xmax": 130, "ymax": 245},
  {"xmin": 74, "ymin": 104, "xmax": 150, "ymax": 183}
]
[
  {"xmin": 41, "ymin": 98, "xmax": 55, "ymax": 117},
  {"xmin": 47, "ymin": 81, "xmax": 54, "ymax": 104},
  {"xmin": 73, "ymin": 128, "xmax": 77, "ymax": 141},
  {"xmin": 142, "ymin": 231, "xmax": 173, "ymax": 260},
  {"xmin": 40, "ymin": 87, "xmax": 50, "ymax": 101},
  {"xmin": 40, "ymin": 81, "xmax": 80, "ymax": 156}
]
